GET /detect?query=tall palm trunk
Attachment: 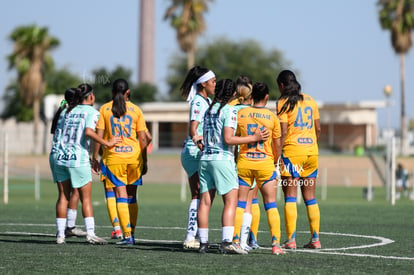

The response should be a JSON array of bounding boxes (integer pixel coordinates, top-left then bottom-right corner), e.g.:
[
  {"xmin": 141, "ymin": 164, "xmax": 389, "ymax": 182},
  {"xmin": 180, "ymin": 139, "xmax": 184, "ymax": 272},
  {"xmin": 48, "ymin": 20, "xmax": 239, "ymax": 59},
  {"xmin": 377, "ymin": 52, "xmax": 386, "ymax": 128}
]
[
  {"xmin": 399, "ymin": 53, "xmax": 406, "ymax": 155},
  {"xmin": 187, "ymin": 50, "xmax": 195, "ymax": 70}
]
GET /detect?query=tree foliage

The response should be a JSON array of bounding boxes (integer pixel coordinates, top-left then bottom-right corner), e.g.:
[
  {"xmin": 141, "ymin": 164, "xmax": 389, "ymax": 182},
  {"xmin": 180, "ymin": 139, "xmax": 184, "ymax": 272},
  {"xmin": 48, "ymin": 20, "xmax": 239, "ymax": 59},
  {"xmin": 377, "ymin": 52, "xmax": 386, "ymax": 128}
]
[
  {"xmin": 164, "ymin": 0, "xmax": 213, "ymax": 69},
  {"xmin": 378, "ymin": 0, "xmax": 414, "ymax": 154},
  {"xmin": 91, "ymin": 66, "xmax": 157, "ymax": 106},
  {"xmin": 2, "ymin": 67, "xmax": 82, "ymax": 121},
  {"xmin": 378, "ymin": 0, "xmax": 414, "ymax": 53},
  {"xmin": 166, "ymin": 38, "xmax": 292, "ymax": 101}
]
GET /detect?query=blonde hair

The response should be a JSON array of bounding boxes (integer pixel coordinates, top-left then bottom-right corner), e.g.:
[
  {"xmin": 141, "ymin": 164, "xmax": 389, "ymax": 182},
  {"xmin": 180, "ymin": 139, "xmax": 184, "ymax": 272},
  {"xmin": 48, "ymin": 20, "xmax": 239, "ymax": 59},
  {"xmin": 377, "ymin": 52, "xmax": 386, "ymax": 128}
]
[{"xmin": 235, "ymin": 83, "xmax": 252, "ymax": 104}]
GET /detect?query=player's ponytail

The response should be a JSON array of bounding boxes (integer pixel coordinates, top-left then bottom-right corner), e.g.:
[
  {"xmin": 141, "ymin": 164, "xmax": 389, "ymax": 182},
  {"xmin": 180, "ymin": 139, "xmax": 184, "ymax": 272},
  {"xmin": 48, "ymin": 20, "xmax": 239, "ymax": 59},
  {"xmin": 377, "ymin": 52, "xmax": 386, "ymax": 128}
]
[
  {"xmin": 276, "ymin": 70, "xmax": 303, "ymax": 115},
  {"xmin": 111, "ymin": 79, "xmax": 129, "ymax": 118}
]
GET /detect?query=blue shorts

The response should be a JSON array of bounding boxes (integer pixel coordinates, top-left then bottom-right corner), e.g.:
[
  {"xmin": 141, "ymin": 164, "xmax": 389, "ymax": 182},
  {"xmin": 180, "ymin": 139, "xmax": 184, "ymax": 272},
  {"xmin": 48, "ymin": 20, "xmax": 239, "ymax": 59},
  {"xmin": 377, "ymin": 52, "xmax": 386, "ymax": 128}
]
[
  {"xmin": 49, "ymin": 153, "xmax": 92, "ymax": 188},
  {"xmin": 199, "ymin": 160, "xmax": 238, "ymax": 195}
]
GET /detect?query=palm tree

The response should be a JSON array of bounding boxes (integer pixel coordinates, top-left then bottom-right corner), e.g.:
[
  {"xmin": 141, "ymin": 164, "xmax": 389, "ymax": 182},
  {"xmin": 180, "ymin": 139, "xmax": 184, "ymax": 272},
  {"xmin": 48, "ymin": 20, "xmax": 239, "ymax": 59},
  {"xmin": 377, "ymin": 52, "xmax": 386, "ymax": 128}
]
[
  {"xmin": 164, "ymin": 0, "xmax": 213, "ymax": 69},
  {"xmin": 7, "ymin": 24, "xmax": 59, "ymax": 154},
  {"xmin": 378, "ymin": 0, "xmax": 414, "ymax": 155}
]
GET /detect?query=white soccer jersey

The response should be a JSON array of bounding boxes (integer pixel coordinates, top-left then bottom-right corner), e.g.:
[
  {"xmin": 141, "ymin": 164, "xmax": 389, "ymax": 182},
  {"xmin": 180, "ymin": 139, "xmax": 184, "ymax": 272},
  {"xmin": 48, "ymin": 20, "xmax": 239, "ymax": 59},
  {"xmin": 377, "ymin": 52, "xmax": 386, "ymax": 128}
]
[
  {"xmin": 201, "ymin": 103, "xmax": 238, "ymax": 161},
  {"xmin": 182, "ymin": 93, "xmax": 211, "ymax": 153},
  {"xmin": 51, "ymin": 105, "xmax": 99, "ymax": 167}
]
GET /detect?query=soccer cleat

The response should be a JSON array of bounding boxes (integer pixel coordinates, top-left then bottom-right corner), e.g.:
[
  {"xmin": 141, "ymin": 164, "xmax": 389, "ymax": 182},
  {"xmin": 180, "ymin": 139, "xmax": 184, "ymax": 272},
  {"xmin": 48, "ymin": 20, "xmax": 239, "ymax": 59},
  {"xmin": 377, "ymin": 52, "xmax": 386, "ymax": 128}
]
[
  {"xmin": 219, "ymin": 242, "xmax": 248, "ymax": 255},
  {"xmin": 281, "ymin": 238, "xmax": 297, "ymax": 249},
  {"xmin": 65, "ymin": 227, "xmax": 87, "ymax": 237},
  {"xmin": 248, "ymin": 240, "xmax": 260, "ymax": 250},
  {"xmin": 183, "ymin": 238, "xmax": 200, "ymax": 249},
  {"xmin": 56, "ymin": 236, "xmax": 66, "ymax": 244},
  {"xmin": 240, "ymin": 243, "xmax": 252, "ymax": 252},
  {"xmin": 116, "ymin": 236, "xmax": 135, "ymax": 246},
  {"xmin": 86, "ymin": 234, "xmax": 108, "ymax": 245},
  {"xmin": 199, "ymin": 242, "xmax": 209, "ymax": 254},
  {"xmin": 111, "ymin": 229, "xmax": 123, "ymax": 240},
  {"xmin": 303, "ymin": 239, "xmax": 321, "ymax": 249},
  {"xmin": 272, "ymin": 244, "xmax": 284, "ymax": 255}
]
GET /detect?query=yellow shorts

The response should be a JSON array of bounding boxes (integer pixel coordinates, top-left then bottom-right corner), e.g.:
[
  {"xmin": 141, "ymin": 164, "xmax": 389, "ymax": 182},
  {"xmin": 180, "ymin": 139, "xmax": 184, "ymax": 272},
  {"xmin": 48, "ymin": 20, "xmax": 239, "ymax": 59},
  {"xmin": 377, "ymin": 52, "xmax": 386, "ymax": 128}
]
[
  {"xmin": 281, "ymin": 155, "xmax": 318, "ymax": 178},
  {"xmin": 238, "ymin": 167, "xmax": 277, "ymax": 189},
  {"xmin": 103, "ymin": 163, "xmax": 143, "ymax": 188}
]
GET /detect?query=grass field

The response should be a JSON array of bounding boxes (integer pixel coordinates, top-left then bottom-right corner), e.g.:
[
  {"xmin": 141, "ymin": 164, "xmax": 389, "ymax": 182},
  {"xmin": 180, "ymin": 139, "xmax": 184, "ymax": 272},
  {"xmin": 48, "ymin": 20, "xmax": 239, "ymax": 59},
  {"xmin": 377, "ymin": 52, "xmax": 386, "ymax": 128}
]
[{"xmin": 1, "ymin": 178, "xmax": 414, "ymax": 274}]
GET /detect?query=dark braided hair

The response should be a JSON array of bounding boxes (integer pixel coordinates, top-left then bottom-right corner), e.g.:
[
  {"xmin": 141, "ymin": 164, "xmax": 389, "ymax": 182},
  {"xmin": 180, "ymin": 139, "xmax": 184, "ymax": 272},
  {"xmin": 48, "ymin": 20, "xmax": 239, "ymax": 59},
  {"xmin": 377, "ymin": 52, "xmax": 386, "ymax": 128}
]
[
  {"xmin": 207, "ymin": 79, "xmax": 235, "ymax": 117},
  {"xmin": 50, "ymin": 87, "xmax": 79, "ymax": 134},
  {"xmin": 276, "ymin": 70, "xmax": 303, "ymax": 115}
]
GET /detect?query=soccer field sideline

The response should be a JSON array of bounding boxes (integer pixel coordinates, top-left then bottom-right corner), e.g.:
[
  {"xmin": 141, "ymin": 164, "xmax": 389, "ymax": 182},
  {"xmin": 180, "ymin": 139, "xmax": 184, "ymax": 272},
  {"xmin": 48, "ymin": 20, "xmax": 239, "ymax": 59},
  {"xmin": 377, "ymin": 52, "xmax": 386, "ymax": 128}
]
[{"xmin": 2, "ymin": 222, "xmax": 414, "ymax": 261}]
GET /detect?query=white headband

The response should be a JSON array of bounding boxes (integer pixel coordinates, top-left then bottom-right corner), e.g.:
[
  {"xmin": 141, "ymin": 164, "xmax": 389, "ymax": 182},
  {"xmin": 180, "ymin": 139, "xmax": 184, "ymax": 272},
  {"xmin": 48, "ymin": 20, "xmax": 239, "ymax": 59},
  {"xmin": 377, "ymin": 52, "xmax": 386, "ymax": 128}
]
[{"xmin": 186, "ymin": 70, "xmax": 215, "ymax": 103}]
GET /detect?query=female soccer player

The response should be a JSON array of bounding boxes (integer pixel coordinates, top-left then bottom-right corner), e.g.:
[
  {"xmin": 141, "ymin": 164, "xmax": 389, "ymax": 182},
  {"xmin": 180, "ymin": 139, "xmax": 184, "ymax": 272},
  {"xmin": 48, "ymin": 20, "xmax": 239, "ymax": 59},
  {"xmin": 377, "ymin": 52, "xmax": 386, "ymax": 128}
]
[
  {"xmin": 180, "ymin": 66, "xmax": 216, "ymax": 249},
  {"xmin": 276, "ymin": 70, "xmax": 321, "ymax": 249},
  {"xmin": 92, "ymin": 79, "xmax": 148, "ymax": 246},
  {"xmin": 233, "ymin": 82, "xmax": 283, "ymax": 255},
  {"xmin": 50, "ymin": 88, "xmax": 87, "ymax": 238},
  {"xmin": 229, "ymin": 76, "xmax": 261, "ymax": 250},
  {"xmin": 197, "ymin": 79, "xmax": 269, "ymax": 254},
  {"xmin": 50, "ymin": 84, "xmax": 121, "ymax": 245}
]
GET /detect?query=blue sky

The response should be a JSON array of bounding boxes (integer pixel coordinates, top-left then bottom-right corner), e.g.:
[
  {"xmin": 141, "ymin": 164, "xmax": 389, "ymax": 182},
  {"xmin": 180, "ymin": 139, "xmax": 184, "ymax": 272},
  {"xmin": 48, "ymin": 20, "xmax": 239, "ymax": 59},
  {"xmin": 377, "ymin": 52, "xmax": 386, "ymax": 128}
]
[{"xmin": 1, "ymin": 0, "xmax": 413, "ymax": 129}]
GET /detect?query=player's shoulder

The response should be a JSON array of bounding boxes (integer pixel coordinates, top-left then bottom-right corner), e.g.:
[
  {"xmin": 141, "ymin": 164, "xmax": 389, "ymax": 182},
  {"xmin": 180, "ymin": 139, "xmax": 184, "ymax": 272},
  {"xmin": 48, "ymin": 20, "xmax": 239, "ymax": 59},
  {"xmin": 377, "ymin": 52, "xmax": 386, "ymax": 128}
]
[
  {"xmin": 126, "ymin": 101, "xmax": 142, "ymax": 111},
  {"xmin": 100, "ymin": 101, "xmax": 113, "ymax": 111},
  {"xmin": 302, "ymin": 93, "xmax": 316, "ymax": 102}
]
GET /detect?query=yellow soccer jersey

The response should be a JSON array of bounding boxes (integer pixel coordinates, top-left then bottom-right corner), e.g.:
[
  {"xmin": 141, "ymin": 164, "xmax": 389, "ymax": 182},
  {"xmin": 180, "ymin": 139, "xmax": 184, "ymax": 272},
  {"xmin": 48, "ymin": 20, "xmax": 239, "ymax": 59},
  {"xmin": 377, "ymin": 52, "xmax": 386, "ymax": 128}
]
[
  {"xmin": 236, "ymin": 106, "xmax": 281, "ymax": 171},
  {"xmin": 228, "ymin": 98, "xmax": 239, "ymax": 106},
  {"xmin": 97, "ymin": 101, "xmax": 147, "ymax": 165},
  {"xmin": 276, "ymin": 93, "xmax": 319, "ymax": 156}
]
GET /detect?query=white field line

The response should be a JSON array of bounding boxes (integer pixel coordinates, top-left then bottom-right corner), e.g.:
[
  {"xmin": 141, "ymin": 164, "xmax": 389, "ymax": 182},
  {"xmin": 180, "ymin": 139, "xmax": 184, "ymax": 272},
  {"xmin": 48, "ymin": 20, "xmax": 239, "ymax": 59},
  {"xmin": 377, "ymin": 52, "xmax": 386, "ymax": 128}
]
[{"xmin": 1, "ymin": 223, "xmax": 414, "ymax": 261}]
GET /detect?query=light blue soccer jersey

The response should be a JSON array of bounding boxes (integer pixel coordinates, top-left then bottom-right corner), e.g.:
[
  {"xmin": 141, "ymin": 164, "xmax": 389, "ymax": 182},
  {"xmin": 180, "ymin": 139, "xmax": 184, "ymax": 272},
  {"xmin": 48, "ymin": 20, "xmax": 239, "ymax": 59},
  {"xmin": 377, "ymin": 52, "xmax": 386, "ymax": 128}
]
[
  {"xmin": 201, "ymin": 103, "xmax": 238, "ymax": 161},
  {"xmin": 51, "ymin": 105, "xmax": 99, "ymax": 168},
  {"xmin": 182, "ymin": 94, "xmax": 212, "ymax": 155}
]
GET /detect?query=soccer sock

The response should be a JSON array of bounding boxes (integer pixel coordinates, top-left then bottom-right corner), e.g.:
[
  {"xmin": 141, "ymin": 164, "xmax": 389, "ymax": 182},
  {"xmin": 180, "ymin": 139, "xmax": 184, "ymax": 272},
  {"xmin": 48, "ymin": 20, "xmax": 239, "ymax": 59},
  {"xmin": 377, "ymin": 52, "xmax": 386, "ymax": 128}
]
[
  {"xmin": 128, "ymin": 196, "xmax": 138, "ymax": 235},
  {"xmin": 104, "ymin": 190, "xmax": 120, "ymax": 230},
  {"xmin": 185, "ymin": 199, "xmax": 200, "ymax": 241},
  {"xmin": 84, "ymin": 217, "xmax": 95, "ymax": 237},
  {"xmin": 222, "ymin": 226, "xmax": 234, "ymax": 243},
  {"xmin": 240, "ymin": 213, "xmax": 252, "ymax": 246},
  {"xmin": 116, "ymin": 197, "xmax": 132, "ymax": 238},
  {"xmin": 249, "ymin": 198, "xmax": 260, "ymax": 243},
  {"xmin": 56, "ymin": 218, "xmax": 66, "ymax": 238},
  {"xmin": 264, "ymin": 201, "xmax": 281, "ymax": 245},
  {"xmin": 233, "ymin": 200, "xmax": 247, "ymax": 243},
  {"xmin": 305, "ymin": 198, "xmax": 320, "ymax": 240},
  {"xmin": 66, "ymin": 208, "xmax": 77, "ymax": 228},
  {"xmin": 198, "ymin": 228, "xmax": 208, "ymax": 244},
  {"xmin": 284, "ymin": 197, "xmax": 297, "ymax": 240}
]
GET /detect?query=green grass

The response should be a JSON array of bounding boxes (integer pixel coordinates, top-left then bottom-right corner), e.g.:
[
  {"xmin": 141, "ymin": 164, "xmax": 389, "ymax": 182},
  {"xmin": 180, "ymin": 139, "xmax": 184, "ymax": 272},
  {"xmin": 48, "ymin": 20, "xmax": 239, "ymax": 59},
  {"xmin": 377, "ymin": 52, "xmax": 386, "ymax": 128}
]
[{"xmin": 1, "ymin": 178, "xmax": 414, "ymax": 274}]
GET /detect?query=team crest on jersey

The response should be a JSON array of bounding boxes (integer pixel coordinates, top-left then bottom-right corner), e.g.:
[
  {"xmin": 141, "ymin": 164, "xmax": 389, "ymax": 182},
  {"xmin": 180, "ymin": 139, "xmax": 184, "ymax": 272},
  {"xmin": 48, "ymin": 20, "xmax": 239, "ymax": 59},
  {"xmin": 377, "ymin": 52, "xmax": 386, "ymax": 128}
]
[{"xmin": 194, "ymin": 110, "xmax": 200, "ymax": 114}]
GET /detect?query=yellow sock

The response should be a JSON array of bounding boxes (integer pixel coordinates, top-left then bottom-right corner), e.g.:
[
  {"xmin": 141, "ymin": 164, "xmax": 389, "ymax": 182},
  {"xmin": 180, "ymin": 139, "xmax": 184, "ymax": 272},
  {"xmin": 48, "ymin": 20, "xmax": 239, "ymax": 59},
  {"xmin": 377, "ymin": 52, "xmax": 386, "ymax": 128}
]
[
  {"xmin": 250, "ymin": 198, "xmax": 261, "ymax": 243},
  {"xmin": 284, "ymin": 197, "xmax": 297, "ymax": 240},
  {"xmin": 233, "ymin": 201, "xmax": 247, "ymax": 243},
  {"xmin": 305, "ymin": 199, "xmax": 320, "ymax": 240},
  {"xmin": 105, "ymin": 190, "xmax": 119, "ymax": 228},
  {"xmin": 264, "ymin": 202, "xmax": 281, "ymax": 244},
  {"xmin": 128, "ymin": 197, "xmax": 138, "ymax": 236},
  {"xmin": 116, "ymin": 197, "xmax": 131, "ymax": 238}
]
